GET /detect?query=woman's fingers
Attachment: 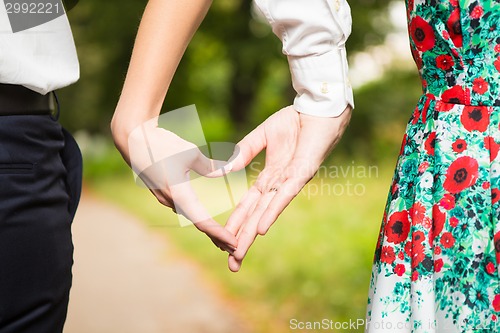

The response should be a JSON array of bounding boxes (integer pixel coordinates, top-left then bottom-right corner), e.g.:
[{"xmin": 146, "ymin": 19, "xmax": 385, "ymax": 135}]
[
  {"xmin": 198, "ymin": 220, "xmax": 238, "ymax": 252},
  {"xmin": 228, "ymin": 254, "xmax": 242, "ymax": 272},
  {"xmin": 225, "ymin": 186, "xmax": 262, "ymax": 235},
  {"xmin": 191, "ymin": 151, "xmax": 232, "ymax": 178},
  {"xmin": 198, "ymin": 223, "xmax": 238, "ymax": 253},
  {"xmin": 231, "ymin": 189, "xmax": 276, "ymax": 261},
  {"xmin": 169, "ymin": 178, "xmax": 238, "ymax": 249}
]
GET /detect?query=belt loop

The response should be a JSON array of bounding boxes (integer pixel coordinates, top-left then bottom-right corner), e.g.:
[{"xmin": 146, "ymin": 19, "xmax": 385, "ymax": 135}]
[{"xmin": 51, "ymin": 91, "xmax": 60, "ymax": 121}]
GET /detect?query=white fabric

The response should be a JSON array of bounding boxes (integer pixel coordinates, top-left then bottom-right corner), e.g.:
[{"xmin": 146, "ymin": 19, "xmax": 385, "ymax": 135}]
[
  {"xmin": 0, "ymin": 1, "xmax": 79, "ymax": 95},
  {"xmin": 254, "ymin": 0, "xmax": 354, "ymax": 117}
]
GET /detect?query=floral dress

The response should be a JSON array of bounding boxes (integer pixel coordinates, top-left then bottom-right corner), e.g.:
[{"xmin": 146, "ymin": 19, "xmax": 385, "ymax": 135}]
[{"xmin": 366, "ymin": 0, "xmax": 500, "ymax": 332}]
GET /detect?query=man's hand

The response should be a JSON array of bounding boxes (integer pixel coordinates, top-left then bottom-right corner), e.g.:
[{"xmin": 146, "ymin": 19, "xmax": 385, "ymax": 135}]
[{"xmin": 225, "ymin": 105, "xmax": 351, "ymax": 272}]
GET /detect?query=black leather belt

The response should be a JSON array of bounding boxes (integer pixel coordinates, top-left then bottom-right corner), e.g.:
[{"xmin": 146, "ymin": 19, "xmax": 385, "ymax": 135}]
[{"xmin": 0, "ymin": 84, "xmax": 53, "ymax": 116}]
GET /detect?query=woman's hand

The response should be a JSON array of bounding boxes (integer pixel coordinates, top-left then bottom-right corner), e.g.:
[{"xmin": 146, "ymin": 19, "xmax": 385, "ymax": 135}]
[
  {"xmin": 112, "ymin": 117, "xmax": 237, "ymax": 253},
  {"xmin": 110, "ymin": 0, "xmax": 238, "ymax": 253},
  {"xmin": 225, "ymin": 105, "xmax": 352, "ymax": 272}
]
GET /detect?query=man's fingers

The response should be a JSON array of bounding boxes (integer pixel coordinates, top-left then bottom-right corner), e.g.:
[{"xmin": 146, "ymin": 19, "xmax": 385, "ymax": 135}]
[
  {"xmin": 231, "ymin": 227, "xmax": 258, "ymax": 263},
  {"xmin": 257, "ymin": 178, "xmax": 303, "ymax": 235}
]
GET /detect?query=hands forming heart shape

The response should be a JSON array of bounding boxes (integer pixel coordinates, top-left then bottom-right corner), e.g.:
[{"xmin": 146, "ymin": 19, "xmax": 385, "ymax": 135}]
[
  {"xmin": 108, "ymin": 0, "xmax": 353, "ymax": 273},
  {"xmin": 116, "ymin": 105, "xmax": 351, "ymax": 272}
]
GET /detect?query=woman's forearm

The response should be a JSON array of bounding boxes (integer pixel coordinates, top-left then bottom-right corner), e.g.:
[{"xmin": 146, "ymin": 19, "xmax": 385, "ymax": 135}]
[{"xmin": 111, "ymin": 0, "xmax": 213, "ymax": 149}]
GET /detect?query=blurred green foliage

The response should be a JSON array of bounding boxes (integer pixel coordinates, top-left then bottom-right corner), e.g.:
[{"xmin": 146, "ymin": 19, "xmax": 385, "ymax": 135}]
[{"xmin": 343, "ymin": 69, "xmax": 422, "ymax": 161}]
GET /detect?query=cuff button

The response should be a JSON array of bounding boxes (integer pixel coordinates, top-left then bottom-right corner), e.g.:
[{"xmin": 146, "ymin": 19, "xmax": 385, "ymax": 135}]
[
  {"xmin": 321, "ymin": 82, "xmax": 330, "ymax": 94},
  {"xmin": 334, "ymin": 0, "xmax": 341, "ymax": 11}
]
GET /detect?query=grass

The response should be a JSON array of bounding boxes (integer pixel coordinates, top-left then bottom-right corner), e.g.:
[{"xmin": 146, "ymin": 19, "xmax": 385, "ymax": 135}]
[{"xmin": 85, "ymin": 146, "xmax": 398, "ymax": 333}]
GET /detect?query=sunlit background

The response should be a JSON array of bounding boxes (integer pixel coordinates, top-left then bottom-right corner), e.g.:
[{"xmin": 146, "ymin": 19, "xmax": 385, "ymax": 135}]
[{"xmin": 59, "ymin": 0, "xmax": 423, "ymax": 332}]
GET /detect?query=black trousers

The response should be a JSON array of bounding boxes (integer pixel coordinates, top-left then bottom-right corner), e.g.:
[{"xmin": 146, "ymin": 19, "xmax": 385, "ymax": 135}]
[{"xmin": 0, "ymin": 115, "xmax": 82, "ymax": 333}]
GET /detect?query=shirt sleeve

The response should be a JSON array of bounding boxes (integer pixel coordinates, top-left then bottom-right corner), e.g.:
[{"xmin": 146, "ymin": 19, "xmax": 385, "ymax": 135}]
[{"xmin": 253, "ymin": 0, "xmax": 354, "ymax": 117}]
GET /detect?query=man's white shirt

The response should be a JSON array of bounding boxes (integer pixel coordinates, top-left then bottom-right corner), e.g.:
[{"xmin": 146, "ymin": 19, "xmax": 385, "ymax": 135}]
[
  {"xmin": 0, "ymin": 1, "xmax": 79, "ymax": 94},
  {"xmin": 254, "ymin": 0, "xmax": 354, "ymax": 116}
]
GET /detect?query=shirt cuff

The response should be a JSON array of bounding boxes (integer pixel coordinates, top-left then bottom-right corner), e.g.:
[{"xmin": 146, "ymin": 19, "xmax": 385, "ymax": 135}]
[{"xmin": 288, "ymin": 47, "xmax": 354, "ymax": 117}]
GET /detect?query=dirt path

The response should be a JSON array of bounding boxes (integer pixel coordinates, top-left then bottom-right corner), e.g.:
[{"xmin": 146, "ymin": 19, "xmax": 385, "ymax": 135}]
[{"xmin": 64, "ymin": 191, "xmax": 250, "ymax": 333}]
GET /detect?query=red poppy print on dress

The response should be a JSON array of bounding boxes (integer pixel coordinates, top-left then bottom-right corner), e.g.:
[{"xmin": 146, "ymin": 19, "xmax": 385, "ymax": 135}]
[
  {"xmin": 413, "ymin": 230, "xmax": 426, "ymax": 244},
  {"xmin": 486, "ymin": 262, "xmax": 496, "ymax": 275},
  {"xmin": 441, "ymin": 86, "xmax": 470, "ymax": 105},
  {"xmin": 495, "ymin": 231, "xmax": 500, "ymax": 264},
  {"xmin": 484, "ymin": 136, "xmax": 500, "ymax": 161},
  {"xmin": 381, "ymin": 246, "xmax": 396, "ymax": 264},
  {"xmin": 418, "ymin": 161, "xmax": 430, "ymax": 173},
  {"xmin": 495, "ymin": 58, "xmax": 500, "ymax": 72},
  {"xmin": 421, "ymin": 96, "xmax": 432, "ymax": 122},
  {"xmin": 385, "ymin": 211, "xmax": 411, "ymax": 244},
  {"xmin": 399, "ymin": 134, "xmax": 408, "ymax": 155},
  {"xmin": 440, "ymin": 232, "xmax": 456, "ymax": 248},
  {"xmin": 411, "ymin": 242, "xmax": 426, "ymax": 268},
  {"xmin": 411, "ymin": 107, "xmax": 421, "ymax": 124},
  {"xmin": 443, "ymin": 156, "xmax": 479, "ymax": 193},
  {"xmin": 391, "ymin": 180, "xmax": 398, "ymax": 195},
  {"xmin": 473, "ymin": 78, "xmax": 488, "ymax": 94},
  {"xmin": 410, "ymin": 16, "xmax": 436, "ymax": 52},
  {"xmin": 447, "ymin": 9, "xmax": 463, "ymax": 48},
  {"xmin": 407, "ymin": 0, "xmax": 414, "ymax": 12},
  {"xmin": 403, "ymin": 242, "xmax": 412, "ymax": 259},
  {"xmin": 394, "ymin": 264, "xmax": 406, "ymax": 276},
  {"xmin": 430, "ymin": 204, "xmax": 446, "ymax": 245},
  {"xmin": 493, "ymin": 295, "xmax": 500, "ymax": 312},
  {"xmin": 492, "ymin": 188, "xmax": 500, "ymax": 204},
  {"xmin": 461, "ymin": 106, "xmax": 489, "ymax": 132},
  {"xmin": 439, "ymin": 193, "xmax": 456, "ymax": 210},
  {"xmin": 434, "ymin": 258, "xmax": 444, "ymax": 272},
  {"xmin": 410, "ymin": 202, "xmax": 426, "ymax": 225},
  {"xmin": 452, "ymin": 139, "xmax": 467, "ymax": 153},
  {"xmin": 436, "ymin": 54, "xmax": 454, "ymax": 71},
  {"xmin": 424, "ymin": 132, "xmax": 437, "ymax": 155},
  {"xmin": 449, "ymin": 217, "xmax": 459, "ymax": 227},
  {"xmin": 470, "ymin": 5, "xmax": 483, "ymax": 19}
]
